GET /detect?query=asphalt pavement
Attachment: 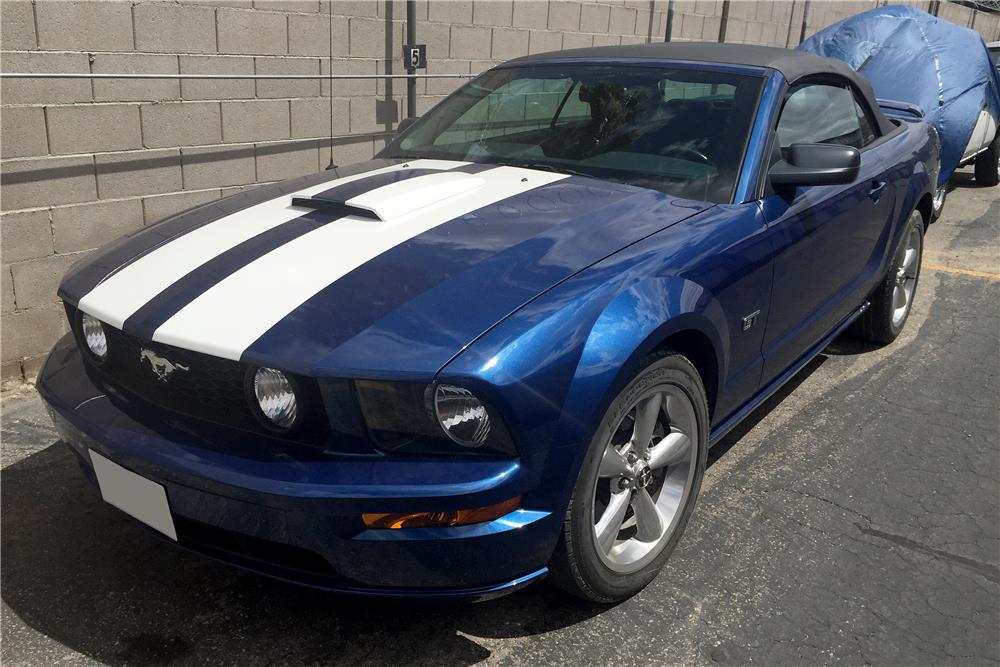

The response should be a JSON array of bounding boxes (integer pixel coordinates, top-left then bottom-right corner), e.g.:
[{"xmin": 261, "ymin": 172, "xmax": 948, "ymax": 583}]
[{"xmin": 2, "ymin": 168, "xmax": 997, "ymax": 666}]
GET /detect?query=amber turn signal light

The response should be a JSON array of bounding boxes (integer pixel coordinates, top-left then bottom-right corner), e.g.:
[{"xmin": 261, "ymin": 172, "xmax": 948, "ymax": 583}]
[{"xmin": 362, "ymin": 496, "xmax": 521, "ymax": 529}]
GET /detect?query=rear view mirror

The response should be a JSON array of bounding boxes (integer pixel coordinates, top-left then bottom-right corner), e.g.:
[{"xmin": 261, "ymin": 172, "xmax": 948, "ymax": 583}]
[{"xmin": 769, "ymin": 143, "xmax": 861, "ymax": 187}]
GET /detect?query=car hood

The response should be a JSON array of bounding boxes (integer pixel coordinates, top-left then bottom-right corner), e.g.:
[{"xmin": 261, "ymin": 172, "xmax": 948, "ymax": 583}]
[{"xmin": 61, "ymin": 159, "xmax": 711, "ymax": 378}]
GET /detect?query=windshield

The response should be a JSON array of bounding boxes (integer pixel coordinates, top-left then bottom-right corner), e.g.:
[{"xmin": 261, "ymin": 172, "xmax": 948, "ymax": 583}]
[{"xmin": 382, "ymin": 64, "xmax": 764, "ymax": 203}]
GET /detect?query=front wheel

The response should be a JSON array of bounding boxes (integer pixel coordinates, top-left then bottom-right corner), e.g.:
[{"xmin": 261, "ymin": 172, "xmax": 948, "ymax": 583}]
[
  {"xmin": 974, "ymin": 132, "xmax": 999, "ymax": 187},
  {"xmin": 853, "ymin": 208, "xmax": 924, "ymax": 344},
  {"xmin": 549, "ymin": 352, "xmax": 708, "ymax": 602}
]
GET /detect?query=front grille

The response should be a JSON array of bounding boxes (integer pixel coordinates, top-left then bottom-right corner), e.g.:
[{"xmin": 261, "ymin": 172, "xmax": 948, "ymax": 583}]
[{"xmin": 66, "ymin": 304, "xmax": 330, "ymax": 447}]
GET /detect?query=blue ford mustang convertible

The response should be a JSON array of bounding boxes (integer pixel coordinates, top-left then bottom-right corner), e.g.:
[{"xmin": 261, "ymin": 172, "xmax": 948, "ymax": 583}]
[{"xmin": 39, "ymin": 43, "xmax": 938, "ymax": 602}]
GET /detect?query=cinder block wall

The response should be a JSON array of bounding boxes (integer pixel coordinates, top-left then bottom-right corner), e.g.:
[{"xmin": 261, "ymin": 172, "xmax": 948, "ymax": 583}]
[{"xmin": 1, "ymin": 0, "xmax": 998, "ymax": 387}]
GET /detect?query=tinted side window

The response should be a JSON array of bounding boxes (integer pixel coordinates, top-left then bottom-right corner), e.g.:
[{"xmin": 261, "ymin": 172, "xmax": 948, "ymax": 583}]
[{"xmin": 776, "ymin": 84, "xmax": 864, "ymax": 154}]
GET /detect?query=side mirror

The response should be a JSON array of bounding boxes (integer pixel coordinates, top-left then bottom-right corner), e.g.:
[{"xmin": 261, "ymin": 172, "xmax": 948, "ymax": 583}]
[
  {"xmin": 397, "ymin": 116, "xmax": 419, "ymax": 133},
  {"xmin": 769, "ymin": 143, "xmax": 860, "ymax": 187}
]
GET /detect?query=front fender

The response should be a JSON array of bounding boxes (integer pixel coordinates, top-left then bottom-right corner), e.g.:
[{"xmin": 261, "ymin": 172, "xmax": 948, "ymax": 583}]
[{"xmin": 438, "ymin": 234, "xmax": 730, "ymax": 512}]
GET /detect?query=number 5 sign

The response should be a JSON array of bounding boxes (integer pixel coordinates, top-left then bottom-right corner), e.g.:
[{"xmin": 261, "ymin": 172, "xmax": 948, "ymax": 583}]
[{"xmin": 403, "ymin": 44, "xmax": 427, "ymax": 70}]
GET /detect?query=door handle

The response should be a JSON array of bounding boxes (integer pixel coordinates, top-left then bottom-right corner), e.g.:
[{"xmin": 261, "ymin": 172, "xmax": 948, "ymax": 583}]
[{"xmin": 868, "ymin": 180, "xmax": 887, "ymax": 201}]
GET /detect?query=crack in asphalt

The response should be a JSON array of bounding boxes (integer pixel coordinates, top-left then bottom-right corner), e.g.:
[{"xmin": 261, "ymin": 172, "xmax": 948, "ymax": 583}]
[{"xmin": 855, "ymin": 522, "xmax": 1000, "ymax": 584}]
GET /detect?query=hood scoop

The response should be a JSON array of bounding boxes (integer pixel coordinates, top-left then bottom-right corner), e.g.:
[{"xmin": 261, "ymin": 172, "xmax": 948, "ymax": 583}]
[{"xmin": 292, "ymin": 171, "xmax": 487, "ymax": 222}]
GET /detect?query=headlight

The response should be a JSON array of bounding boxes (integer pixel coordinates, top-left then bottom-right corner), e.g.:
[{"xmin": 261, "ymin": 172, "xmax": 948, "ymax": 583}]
[
  {"xmin": 80, "ymin": 312, "xmax": 108, "ymax": 361},
  {"xmin": 354, "ymin": 380, "xmax": 516, "ymax": 456},
  {"xmin": 252, "ymin": 367, "xmax": 299, "ymax": 430},
  {"xmin": 434, "ymin": 384, "xmax": 491, "ymax": 447}
]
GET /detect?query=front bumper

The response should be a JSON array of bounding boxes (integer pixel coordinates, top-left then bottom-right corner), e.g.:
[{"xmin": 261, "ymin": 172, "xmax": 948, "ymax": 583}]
[{"xmin": 37, "ymin": 333, "xmax": 561, "ymax": 600}]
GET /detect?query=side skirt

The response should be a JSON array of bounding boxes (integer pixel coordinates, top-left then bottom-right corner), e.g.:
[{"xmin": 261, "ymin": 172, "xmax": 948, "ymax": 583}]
[{"xmin": 707, "ymin": 300, "xmax": 870, "ymax": 447}]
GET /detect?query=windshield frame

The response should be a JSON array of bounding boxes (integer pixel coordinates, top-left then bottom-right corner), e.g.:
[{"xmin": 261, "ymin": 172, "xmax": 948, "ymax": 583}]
[{"xmin": 380, "ymin": 59, "xmax": 769, "ymax": 205}]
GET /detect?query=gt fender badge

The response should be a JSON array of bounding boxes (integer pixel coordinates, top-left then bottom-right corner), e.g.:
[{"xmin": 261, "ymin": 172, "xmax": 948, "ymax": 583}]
[
  {"xmin": 140, "ymin": 348, "xmax": 190, "ymax": 382},
  {"xmin": 742, "ymin": 310, "xmax": 761, "ymax": 332}
]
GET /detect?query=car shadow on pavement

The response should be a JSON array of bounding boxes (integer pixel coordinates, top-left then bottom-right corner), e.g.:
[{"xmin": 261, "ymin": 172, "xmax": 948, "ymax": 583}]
[{"xmin": 1, "ymin": 442, "xmax": 608, "ymax": 666}]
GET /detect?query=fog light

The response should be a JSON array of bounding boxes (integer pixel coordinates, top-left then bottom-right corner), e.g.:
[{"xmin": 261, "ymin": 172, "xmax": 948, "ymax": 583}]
[
  {"xmin": 434, "ymin": 384, "xmax": 491, "ymax": 447},
  {"xmin": 81, "ymin": 313, "xmax": 107, "ymax": 361},
  {"xmin": 253, "ymin": 367, "xmax": 298, "ymax": 429},
  {"xmin": 362, "ymin": 496, "xmax": 521, "ymax": 529}
]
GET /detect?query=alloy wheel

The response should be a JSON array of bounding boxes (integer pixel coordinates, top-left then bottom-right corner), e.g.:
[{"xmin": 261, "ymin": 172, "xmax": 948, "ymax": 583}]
[
  {"xmin": 891, "ymin": 217, "xmax": 922, "ymax": 329},
  {"xmin": 591, "ymin": 385, "xmax": 698, "ymax": 574}
]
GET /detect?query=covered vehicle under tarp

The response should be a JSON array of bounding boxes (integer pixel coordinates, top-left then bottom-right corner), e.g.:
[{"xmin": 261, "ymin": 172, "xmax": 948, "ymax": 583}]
[{"xmin": 799, "ymin": 5, "xmax": 1000, "ymax": 185}]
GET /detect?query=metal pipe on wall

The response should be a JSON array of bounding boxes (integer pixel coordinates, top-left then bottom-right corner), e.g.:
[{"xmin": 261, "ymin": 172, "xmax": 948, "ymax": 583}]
[{"xmin": 406, "ymin": 0, "xmax": 417, "ymax": 119}]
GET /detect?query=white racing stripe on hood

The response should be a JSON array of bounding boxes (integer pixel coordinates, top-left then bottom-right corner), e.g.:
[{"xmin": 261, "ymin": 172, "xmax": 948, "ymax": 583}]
[
  {"xmin": 77, "ymin": 159, "xmax": 469, "ymax": 329},
  {"xmin": 150, "ymin": 166, "xmax": 567, "ymax": 361}
]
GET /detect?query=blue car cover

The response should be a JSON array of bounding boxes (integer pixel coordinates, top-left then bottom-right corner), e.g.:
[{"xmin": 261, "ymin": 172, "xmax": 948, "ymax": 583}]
[{"xmin": 799, "ymin": 5, "xmax": 1000, "ymax": 185}]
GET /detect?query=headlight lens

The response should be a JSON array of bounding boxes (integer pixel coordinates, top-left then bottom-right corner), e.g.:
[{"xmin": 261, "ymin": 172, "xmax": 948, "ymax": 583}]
[
  {"xmin": 80, "ymin": 313, "xmax": 108, "ymax": 360},
  {"xmin": 253, "ymin": 367, "xmax": 298, "ymax": 429},
  {"xmin": 434, "ymin": 384, "xmax": 491, "ymax": 448}
]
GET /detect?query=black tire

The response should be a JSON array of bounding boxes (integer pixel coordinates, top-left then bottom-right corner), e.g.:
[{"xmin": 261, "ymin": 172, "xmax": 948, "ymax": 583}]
[
  {"xmin": 974, "ymin": 132, "xmax": 1000, "ymax": 187},
  {"xmin": 549, "ymin": 352, "xmax": 708, "ymax": 603},
  {"xmin": 853, "ymin": 208, "xmax": 925, "ymax": 345}
]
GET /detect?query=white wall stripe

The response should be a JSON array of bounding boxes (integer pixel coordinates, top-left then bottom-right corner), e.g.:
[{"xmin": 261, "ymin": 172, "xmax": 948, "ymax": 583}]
[
  {"xmin": 151, "ymin": 166, "xmax": 568, "ymax": 361},
  {"xmin": 77, "ymin": 159, "xmax": 470, "ymax": 329}
]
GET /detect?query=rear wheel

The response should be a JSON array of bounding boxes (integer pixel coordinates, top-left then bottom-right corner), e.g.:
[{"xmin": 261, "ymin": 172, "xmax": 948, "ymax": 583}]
[
  {"xmin": 549, "ymin": 352, "xmax": 707, "ymax": 602},
  {"xmin": 974, "ymin": 132, "xmax": 1000, "ymax": 187},
  {"xmin": 853, "ymin": 208, "xmax": 924, "ymax": 344}
]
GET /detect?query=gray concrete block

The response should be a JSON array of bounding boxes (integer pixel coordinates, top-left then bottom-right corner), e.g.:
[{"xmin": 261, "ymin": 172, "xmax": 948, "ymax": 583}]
[
  {"xmin": 291, "ymin": 97, "xmax": 349, "ymax": 138},
  {"xmin": 142, "ymin": 189, "xmax": 221, "ymax": 225},
  {"xmin": 181, "ymin": 143, "xmax": 257, "ymax": 189},
  {"xmin": 610, "ymin": 6, "xmax": 638, "ymax": 34},
  {"xmin": 141, "ymin": 102, "xmax": 222, "ymax": 148},
  {"xmin": 592, "ymin": 33, "xmax": 621, "ymax": 47},
  {"xmin": 423, "ymin": 59, "xmax": 470, "ymax": 95},
  {"xmin": 0, "ymin": 210, "xmax": 53, "ymax": 264},
  {"xmin": 95, "ymin": 149, "xmax": 183, "ymax": 199},
  {"xmin": 254, "ymin": 57, "xmax": 322, "ymax": 98},
  {"xmin": 513, "ymin": 0, "xmax": 548, "ymax": 29},
  {"xmin": 9, "ymin": 254, "xmax": 81, "ymax": 310},
  {"xmin": 1, "ymin": 1, "xmax": 36, "ymax": 50},
  {"xmin": 289, "ymin": 12, "xmax": 348, "ymax": 56},
  {"xmin": 418, "ymin": 21, "xmax": 452, "ymax": 63},
  {"xmin": 1, "ymin": 156, "xmax": 97, "ymax": 210},
  {"xmin": 35, "ymin": 0, "xmax": 133, "ymax": 51},
  {"xmin": 528, "ymin": 29, "xmax": 563, "ymax": 54},
  {"xmin": 51, "ymin": 199, "xmax": 144, "ymax": 254},
  {"xmin": 451, "ymin": 25, "xmax": 493, "ymax": 59},
  {"xmin": 92, "ymin": 54, "xmax": 182, "ymax": 103},
  {"xmin": 134, "ymin": 3, "xmax": 217, "ymax": 54},
  {"xmin": 0, "ymin": 305, "xmax": 68, "ymax": 361},
  {"xmin": 580, "ymin": 4, "xmax": 611, "ymax": 33},
  {"xmin": 46, "ymin": 105, "xmax": 142, "ymax": 156},
  {"xmin": 255, "ymin": 141, "xmax": 321, "ymax": 181},
  {"xmin": 474, "ymin": 0, "xmax": 514, "ymax": 26},
  {"xmin": 492, "ymin": 27, "xmax": 530, "ymax": 59},
  {"xmin": 180, "ymin": 56, "xmax": 256, "ymax": 100},
  {"xmin": 548, "ymin": 1, "xmax": 580, "ymax": 31},
  {"xmin": 0, "ymin": 53, "xmax": 92, "ymax": 105},
  {"xmin": 350, "ymin": 96, "xmax": 398, "ymax": 134},
  {"xmin": 0, "ymin": 107, "xmax": 48, "ymax": 159},
  {"xmin": 222, "ymin": 100, "xmax": 290, "ymax": 142},
  {"xmin": 562, "ymin": 32, "xmax": 593, "ymax": 49},
  {"xmin": 429, "ymin": 0, "xmax": 472, "ymax": 23},
  {"xmin": 254, "ymin": 0, "xmax": 319, "ymax": 11},
  {"xmin": 349, "ymin": 17, "xmax": 397, "ymax": 58},
  {"xmin": 333, "ymin": 1, "xmax": 379, "ymax": 17},
  {"xmin": 217, "ymin": 8, "xmax": 288, "ymax": 54},
  {"xmin": 322, "ymin": 58, "xmax": 378, "ymax": 97},
  {"xmin": 329, "ymin": 136, "xmax": 376, "ymax": 168}
]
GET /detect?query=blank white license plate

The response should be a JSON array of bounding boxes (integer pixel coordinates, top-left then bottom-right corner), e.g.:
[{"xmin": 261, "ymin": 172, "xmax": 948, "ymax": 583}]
[{"xmin": 90, "ymin": 450, "xmax": 177, "ymax": 541}]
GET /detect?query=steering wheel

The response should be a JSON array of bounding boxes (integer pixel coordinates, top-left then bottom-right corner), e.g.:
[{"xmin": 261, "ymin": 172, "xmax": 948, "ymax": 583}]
[{"xmin": 661, "ymin": 146, "xmax": 711, "ymax": 164}]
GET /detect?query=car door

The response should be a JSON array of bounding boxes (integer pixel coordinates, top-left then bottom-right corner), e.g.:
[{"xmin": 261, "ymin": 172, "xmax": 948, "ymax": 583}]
[{"xmin": 759, "ymin": 80, "xmax": 896, "ymax": 384}]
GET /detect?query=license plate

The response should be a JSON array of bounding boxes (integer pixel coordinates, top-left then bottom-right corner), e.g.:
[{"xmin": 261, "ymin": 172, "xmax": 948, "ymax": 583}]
[{"xmin": 90, "ymin": 450, "xmax": 177, "ymax": 541}]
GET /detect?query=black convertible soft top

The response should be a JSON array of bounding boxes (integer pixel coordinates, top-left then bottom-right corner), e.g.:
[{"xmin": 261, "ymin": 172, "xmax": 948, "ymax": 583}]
[{"xmin": 504, "ymin": 42, "xmax": 895, "ymax": 135}]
